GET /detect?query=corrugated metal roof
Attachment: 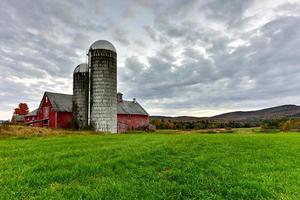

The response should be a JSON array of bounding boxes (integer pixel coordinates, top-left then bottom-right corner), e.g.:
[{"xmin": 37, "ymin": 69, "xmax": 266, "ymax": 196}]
[
  {"xmin": 25, "ymin": 109, "xmax": 38, "ymax": 117},
  {"xmin": 117, "ymin": 100, "xmax": 149, "ymax": 115},
  {"xmin": 44, "ymin": 92, "xmax": 73, "ymax": 112},
  {"xmin": 89, "ymin": 40, "xmax": 116, "ymax": 52}
]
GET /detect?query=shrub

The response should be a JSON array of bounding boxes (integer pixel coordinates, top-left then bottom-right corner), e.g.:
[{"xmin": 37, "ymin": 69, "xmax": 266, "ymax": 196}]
[
  {"xmin": 280, "ymin": 120, "xmax": 292, "ymax": 132},
  {"xmin": 280, "ymin": 119, "xmax": 300, "ymax": 132}
]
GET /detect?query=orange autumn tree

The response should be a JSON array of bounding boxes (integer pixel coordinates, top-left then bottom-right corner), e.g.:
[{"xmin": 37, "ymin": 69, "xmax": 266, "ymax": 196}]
[{"xmin": 14, "ymin": 103, "xmax": 29, "ymax": 115}]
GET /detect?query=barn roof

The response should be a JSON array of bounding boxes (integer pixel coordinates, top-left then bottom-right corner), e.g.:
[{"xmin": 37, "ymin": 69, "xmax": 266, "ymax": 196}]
[
  {"xmin": 25, "ymin": 109, "xmax": 38, "ymax": 117},
  {"xmin": 39, "ymin": 92, "xmax": 148, "ymax": 115},
  {"xmin": 43, "ymin": 92, "xmax": 73, "ymax": 112},
  {"xmin": 117, "ymin": 100, "xmax": 149, "ymax": 116}
]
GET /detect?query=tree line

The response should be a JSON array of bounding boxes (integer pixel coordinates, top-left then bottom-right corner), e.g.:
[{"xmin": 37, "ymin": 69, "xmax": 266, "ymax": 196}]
[
  {"xmin": 151, "ymin": 118, "xmax": 300, "ymax": 132},
  {"xmin": 261, "ymin": 119, "xmax": 300, "ymax": 131},
  {"xmin": 150, "ymin": 119, "xmax": 260, "ymax": 130}
]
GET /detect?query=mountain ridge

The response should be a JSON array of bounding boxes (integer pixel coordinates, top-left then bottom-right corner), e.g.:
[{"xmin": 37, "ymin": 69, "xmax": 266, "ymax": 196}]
[{"xmin": 151, "ymin": 105, "xmax": 300, "ymax": 122}]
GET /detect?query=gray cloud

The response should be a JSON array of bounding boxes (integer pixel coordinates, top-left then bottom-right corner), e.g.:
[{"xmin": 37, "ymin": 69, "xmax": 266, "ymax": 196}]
[
  {"xmin": 1, "ymin": 0, "xmax": 300, "ymax": 118},
  {"xmin": 201, "ymin": 0, "xmax": 254, "ymax": 25},
  {"xmin": 120, "ymin": 2, "xmax": 300, "ymax": 115}
]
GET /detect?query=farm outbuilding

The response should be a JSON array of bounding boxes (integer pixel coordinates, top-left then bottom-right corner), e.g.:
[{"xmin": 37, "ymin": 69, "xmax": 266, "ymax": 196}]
[
  {"xmin": 24, "ymin": 109, "xmax": 38, "ymax": 125},
  {"xmin": 117, "ymin": 93, "xmax": 149, "ymax": 132},
  {"xmin": 34, "ymin": 92, "xmax": 73, "ymax": 129}
]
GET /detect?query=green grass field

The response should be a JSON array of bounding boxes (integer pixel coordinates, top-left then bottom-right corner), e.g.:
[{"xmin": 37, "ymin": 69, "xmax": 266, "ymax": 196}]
[{"xmin": 1, "ymin": 130, "xmax": 300, "ymax": 199}]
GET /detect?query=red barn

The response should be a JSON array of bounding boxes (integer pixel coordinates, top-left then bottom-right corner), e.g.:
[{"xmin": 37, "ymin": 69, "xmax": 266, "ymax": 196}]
[
  {"xmin": 24, "ymin": 109, "xmax": 38, "ymax": 126},
  {"xmin": 30, "ymin": 91, "xmax": 149, "ymax": 132},
  {"xmin": 117, "ymin": 93, "xmax": 149, "ymax": 132},
  {"xmin": 35, "ymin": 92, "xmax": 73, "ymax": 129}
]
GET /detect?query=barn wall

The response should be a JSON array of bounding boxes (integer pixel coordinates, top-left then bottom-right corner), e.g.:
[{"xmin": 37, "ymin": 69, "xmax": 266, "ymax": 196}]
[
  {"xmin": 32, "ymin": 117, "xmax": 39, "ymax": 127},
  {"xmin": 49, "ymin": 111, "xmax": 56, "ymax": 128},
  {"xmin": 117, "ymin": 114, "xmax": 149, "ymax": 132},
  {"xmin": 24, "ymin": 116, "xmax": 38, "ymax": 126},
  {"xmin": 37, "ymin": 96, "xmax": 53, "ymax": 127},
  {"xmin": 24, "ymin": 116, "xmax": 31, "ymax": 123},
  {"xmin": 57, "ymin": 112, "xmax": 72, "ymax": 129},
  {"xmin": 24, "ymin": 117, "xmax": 29, "ymax": 123}
]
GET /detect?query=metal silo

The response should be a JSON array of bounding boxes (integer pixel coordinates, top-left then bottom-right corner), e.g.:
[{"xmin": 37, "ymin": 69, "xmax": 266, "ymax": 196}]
[
  {"xmin": 72, "ymin": 63, "xmax": 89, "ymax": 129},
  {"xmin": 88, "ymin": 40, "xmax": 117, "ymax": 133}
]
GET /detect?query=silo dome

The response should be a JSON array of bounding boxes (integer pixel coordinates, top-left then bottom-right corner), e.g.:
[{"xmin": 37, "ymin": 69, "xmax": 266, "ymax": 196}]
[
  {"xmin": 89, "ymin": 40, "xmax": 116, "ymax": 53},
  {"xmin": 74, "ymin": 63, "xmax": 88, "ymax": 73}
]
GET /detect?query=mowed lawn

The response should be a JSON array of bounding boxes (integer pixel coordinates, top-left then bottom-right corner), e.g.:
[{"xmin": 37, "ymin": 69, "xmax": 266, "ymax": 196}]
[{"xmin": 0, "ymin": 131, "xmax": 300, "ymax": 199}]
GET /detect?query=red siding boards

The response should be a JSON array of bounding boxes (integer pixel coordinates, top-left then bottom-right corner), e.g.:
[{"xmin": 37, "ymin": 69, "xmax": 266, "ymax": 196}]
[
  {"xmin": 57, "ymin": 112, "xmax": 73, "ymax": 129},
  {"xmin": 24, "ymin": 116, "xmax": 38, "ymax": 125},
  {"xmin": 117, "ymin": 114, "xmax": 149, "ymax": 133},
  {"xmin": 24, "ymin": 116, "xmax": 32, "ymax": 123},
  {"xmin": 37, "ymin": 95, "xmax": 52, "ymax": 127},
  {"xmin": 31, "ymin": 117, "xmax": 39, "ymax": 127}
]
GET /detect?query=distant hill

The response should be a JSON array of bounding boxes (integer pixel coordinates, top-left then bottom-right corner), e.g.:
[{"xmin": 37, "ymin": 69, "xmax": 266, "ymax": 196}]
[
  {"xmin": 150, "ymin": 116, "xmax": 207, "ymax": 122},
  {"xmin": 151, "ymin": 105, "xmax": 300, "ymax": 122},
  {"xmin": 211, "ymin": 105, "xmax": 300, "ymax": 121}
]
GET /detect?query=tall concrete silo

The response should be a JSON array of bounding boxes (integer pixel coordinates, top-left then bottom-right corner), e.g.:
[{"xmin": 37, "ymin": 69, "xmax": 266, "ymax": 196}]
[
  {"xmin": 88, "ymin": 40, "xmax": 117, "ymax": 133},
  {"xmin": 72, "ymin": 63, "xmax": 89, "ymax": 129}
]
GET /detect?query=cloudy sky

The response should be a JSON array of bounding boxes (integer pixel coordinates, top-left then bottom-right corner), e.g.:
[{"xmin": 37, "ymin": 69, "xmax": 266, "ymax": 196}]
[{"xmin": 1, "ymin": 0, "xmax": 300, "ymax": 119}]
